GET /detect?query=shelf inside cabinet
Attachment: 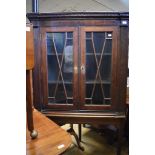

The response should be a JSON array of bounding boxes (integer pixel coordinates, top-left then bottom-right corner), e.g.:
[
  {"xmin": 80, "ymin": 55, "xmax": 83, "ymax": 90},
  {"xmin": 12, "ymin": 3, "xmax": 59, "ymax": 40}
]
[
  {"xmin": 48, "ymin": 81, "xmax": 72, "ymax": 84},
  {"xmin": 86, "ymin": 53, "xmax": 112, "ymax": 56},
  {"xmin": 86, "ymin": 80, "xmax": 111, "ymax": 84}
]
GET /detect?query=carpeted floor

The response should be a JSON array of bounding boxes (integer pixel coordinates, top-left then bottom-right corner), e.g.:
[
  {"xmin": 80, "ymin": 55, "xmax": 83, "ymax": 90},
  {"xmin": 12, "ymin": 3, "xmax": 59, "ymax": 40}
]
[{"xmin": 61, "ymin": 124, "xmax": 129, "ymax": 155}]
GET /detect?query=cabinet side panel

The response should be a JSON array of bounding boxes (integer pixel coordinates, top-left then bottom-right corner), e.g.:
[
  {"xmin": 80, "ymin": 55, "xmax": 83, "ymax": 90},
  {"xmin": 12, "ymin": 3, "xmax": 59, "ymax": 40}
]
[
  {"xmin": 117, "ymin": 26, "xmax": 129, "ymax": 111},
  {"xmin": 32, "ymin": 28, "xmax": 43, "ymax": 110}
]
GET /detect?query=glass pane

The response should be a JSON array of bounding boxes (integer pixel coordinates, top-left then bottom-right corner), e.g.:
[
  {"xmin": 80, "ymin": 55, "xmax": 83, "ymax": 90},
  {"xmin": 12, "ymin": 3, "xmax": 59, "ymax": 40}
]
[
  {"xmin": 86, "ymin": 32, "xmax": 92, "ymax": 38},
  {"xmin": 65, "ymin": 84, "xmax": 73, "ymax": 97},
  {"xmin": 55, "ymin": 84, "xmax": 66, "ymax": 103},
  {"xmin": 104, "ymin": 39, "xmax": 112, "ymax": 54},
  {"xmin": 48, "ymin": 84, "xmax": 56, "ymax": 97},
  {"xmin": 47, "ymin": 33, "xmax": 55, "ymax": 54},
  {"xmin": 93, "ymin": 32, "xmax": 105, "ymax": 53},
  {"xmin": 86, "ymin": 40, "xmax": 93, "ymax": 53},
  {"xmin": 85, "ymin": 31, "xmax": 112, "ymax": 105},
  {"xmin": 86, "ymin": 55, "xmax": 97, "ymax": 81},
  {"xmin": 66, "ymin": 39, "xmax": 73, "ymax": 46},
  {"xmin": 67, "ymin": 32, "xmax": 73, "ymax": 38},
  {"xmin": 86, "ymin": 84, "xmax": 93, "ymax": 98},
  {"xmin": 67, "ymin": 99, "xmax": 73, "ymax": 104},
  {"xmin": 46, "ymin": 32, "xmax": 73, "ymax": 104},
  {"xmin": 48, "ymin": 55, "xmax": 59, "ymax": 81},
  {"xmin": 103, "ymin": 84, "xmax": 111, "ymax": 98},
  {"xmin": 92, "ymin": 84, "xmax": 104, "ymax": 104},
  {"xmin": 63, "ymin": 39, "xmax": 73, "ymax": 77},
  {"xmin": 53, "ymin": 33, "xmax": 65, "ymax": 53},
  {"xmin": 100, "ymin": 55, "xmax": 111, "ymax": 81}
]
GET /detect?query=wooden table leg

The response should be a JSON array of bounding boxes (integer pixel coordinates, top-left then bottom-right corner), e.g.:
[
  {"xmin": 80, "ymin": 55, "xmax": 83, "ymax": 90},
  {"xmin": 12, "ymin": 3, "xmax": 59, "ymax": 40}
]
[
  {"xmin": 116, "ymin": 121, "xmax": 124, "ymax": 155},
  {"xmin": 26, "ymin": 70, "xmax": 38, "ymax": 139},
  {"xmin": 67, "ymin": 124, "xmax": 84, "ymax": 151},
  {"xmin": 78, "ymin": 124, "xmax": 82, "ymax": 142}
]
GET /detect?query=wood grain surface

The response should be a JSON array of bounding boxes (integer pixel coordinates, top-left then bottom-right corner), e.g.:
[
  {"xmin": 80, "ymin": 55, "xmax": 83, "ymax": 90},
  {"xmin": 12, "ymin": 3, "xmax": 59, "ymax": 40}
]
[
  {"xmin": 26, "ymin": 109, "xmax": 72, "ymax": 155},
  {"xmin": 26, "ymin": 24, "xmax": 34, "ymax": 70}
]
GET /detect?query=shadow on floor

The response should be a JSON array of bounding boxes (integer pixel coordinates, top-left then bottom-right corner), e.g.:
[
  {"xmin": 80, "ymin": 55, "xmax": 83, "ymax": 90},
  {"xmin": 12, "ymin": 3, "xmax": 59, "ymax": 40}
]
[{"xmin": 62, "ymin": 124, "xmax": 129, "ymax": 155}]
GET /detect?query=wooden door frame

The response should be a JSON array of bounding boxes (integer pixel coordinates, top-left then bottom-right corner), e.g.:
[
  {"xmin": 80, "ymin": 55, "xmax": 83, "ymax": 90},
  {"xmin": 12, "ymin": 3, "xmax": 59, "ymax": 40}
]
[
  {"xmin": 79, "ymin": 26, "xmax": 119, "ymax": 111},
  {"xmin": 40, "ymin": 27, "xmax": 79, "ymax": 110}
]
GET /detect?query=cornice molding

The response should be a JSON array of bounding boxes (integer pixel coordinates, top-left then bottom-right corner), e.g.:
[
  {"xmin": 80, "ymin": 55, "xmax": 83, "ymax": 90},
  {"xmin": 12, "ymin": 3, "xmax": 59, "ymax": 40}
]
[{"xmin": 27, "ymin": 12, "xmax": 129, "ymax": 21}]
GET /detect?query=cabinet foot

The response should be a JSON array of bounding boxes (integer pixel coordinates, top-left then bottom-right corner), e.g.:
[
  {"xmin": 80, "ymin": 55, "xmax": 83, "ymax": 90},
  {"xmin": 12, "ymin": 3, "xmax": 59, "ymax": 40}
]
[{"xmin": 67, "ymin": 125, "xmax": 84, "ymax": 151}]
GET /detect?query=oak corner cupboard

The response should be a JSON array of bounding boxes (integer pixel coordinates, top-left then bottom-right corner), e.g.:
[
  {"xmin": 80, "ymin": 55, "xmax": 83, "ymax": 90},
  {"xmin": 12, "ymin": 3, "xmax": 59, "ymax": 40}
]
[{"xmin": 27, "ymin": 12, "xmax": 129, "ymax": 155}]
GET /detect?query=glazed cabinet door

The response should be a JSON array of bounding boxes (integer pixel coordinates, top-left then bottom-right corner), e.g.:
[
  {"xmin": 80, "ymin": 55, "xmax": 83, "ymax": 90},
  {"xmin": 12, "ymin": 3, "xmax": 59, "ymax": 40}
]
[
  {"xmin": 41, "ymin": 27, "xmax": 78, "ymax": 110},
  {"xmin": 79, "ymin": 27, "xmax": 119, "ymax": 110}
]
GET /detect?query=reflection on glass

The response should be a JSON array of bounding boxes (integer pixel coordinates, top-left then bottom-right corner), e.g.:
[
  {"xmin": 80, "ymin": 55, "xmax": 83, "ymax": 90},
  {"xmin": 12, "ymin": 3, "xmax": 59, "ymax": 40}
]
[
  {"xmin": 54, "ymin": 33, "xmax": 65, "ymax": 53},
  {"xmin": 47, "ymin": 34, "xmax": 55, "ymax": 54},
  {"xmin": 46, "ymin": 32, "xmax": 73, "ymax": 104},
  {"xmin": 46, "ymin": 33, "xmax": 65, "ymax": 54},
  {"xmin": 63, "ymin": 41, "xmax": 73, "ymax": 73}
]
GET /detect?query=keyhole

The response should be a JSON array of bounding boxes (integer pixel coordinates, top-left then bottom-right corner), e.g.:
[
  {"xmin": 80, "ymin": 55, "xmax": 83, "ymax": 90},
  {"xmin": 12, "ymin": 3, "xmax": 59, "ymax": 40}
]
[{"xmin": 81, "ymin": 65, "xmax": 85, "ymax": 73}]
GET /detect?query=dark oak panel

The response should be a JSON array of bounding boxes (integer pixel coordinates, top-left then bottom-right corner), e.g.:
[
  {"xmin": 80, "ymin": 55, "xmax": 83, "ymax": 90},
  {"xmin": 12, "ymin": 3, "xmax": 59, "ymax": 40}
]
[
  {"xmin": 27, "ymin": 109, "xmax": 72, "ymax": 155},
  {"xmin": 27, "ymin": 12, "xmax": 129, "ymax": 155},
  {"xmin": 27, "ymin": 12, "xmax": 128, "ymax": 112}
]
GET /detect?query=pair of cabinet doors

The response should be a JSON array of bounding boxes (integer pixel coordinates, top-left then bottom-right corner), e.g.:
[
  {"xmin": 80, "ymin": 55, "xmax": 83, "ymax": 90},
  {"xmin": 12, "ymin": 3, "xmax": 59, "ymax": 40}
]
[{"xmin": 40, "ymin": 26, "xmax": 119, "ymax": 111}]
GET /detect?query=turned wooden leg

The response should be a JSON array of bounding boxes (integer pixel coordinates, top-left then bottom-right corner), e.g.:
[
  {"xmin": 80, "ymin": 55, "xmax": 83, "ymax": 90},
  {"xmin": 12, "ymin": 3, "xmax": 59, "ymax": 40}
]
[
  {"xmin": 116, "ymin": 123, "xmax": 124, "ymax": 155},
  {"xmin": 78, "ymin": 124, "xmax": 82, "ymax": 142},
  {"xmin": 117, "ymin": 128, "xmax": 121, "ymax": 155},
  {"xmin": 26, "ymin": 70, "xmax": 38, "ymax": 139},
  {"xmin": 70, "ymin": 124, "xmax": 73, "ymax": 128},
  {"xmin": 67, "ymin": 124, "xmax": 84, "ymax": 151}
]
